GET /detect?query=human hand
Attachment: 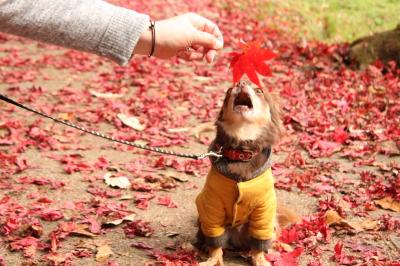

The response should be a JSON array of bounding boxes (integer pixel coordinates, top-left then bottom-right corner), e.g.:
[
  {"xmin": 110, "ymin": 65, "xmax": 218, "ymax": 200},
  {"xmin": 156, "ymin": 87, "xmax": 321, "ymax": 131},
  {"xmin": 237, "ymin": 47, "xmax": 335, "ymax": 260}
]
[{"xmin": 134, "ymin": 13, "xmax": 223, "ymax": 63}]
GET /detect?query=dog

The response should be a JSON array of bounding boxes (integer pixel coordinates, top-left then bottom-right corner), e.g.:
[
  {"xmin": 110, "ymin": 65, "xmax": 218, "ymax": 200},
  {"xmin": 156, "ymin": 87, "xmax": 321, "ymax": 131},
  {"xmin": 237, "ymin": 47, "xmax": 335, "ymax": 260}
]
[{"xmin": 196, "ymin": 79, "xmax": 297, "ymax": 266}]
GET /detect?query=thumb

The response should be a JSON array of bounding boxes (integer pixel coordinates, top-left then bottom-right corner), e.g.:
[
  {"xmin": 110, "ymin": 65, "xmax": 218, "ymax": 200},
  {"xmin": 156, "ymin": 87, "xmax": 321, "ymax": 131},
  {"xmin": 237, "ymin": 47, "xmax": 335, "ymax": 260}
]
[{"xmin": 192, "ymin": 31, "xmax": 223, "ymax": 50}]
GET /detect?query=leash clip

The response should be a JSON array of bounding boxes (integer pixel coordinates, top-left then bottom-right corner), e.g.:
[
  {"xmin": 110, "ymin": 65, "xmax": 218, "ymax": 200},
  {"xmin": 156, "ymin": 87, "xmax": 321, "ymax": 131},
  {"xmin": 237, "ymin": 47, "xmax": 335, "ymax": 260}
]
[{"xmin": 197, "ymin": 150, "xmax": 223, "ymax": 159}]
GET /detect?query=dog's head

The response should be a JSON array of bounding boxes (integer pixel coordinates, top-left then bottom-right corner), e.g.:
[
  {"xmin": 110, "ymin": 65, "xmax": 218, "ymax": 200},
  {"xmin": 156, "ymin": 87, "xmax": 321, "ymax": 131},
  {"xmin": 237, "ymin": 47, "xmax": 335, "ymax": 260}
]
[{"xmin": 216, "ymin": 79, "xmax": 283, "ymax": 146}]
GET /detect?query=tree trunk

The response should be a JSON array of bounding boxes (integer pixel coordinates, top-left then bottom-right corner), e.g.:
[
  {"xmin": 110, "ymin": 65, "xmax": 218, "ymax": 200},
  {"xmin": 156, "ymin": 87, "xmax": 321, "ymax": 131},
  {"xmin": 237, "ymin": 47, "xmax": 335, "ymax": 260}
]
[{"xmin": 349, "ymin": 24, "xmax": 400, "ymax": 68}]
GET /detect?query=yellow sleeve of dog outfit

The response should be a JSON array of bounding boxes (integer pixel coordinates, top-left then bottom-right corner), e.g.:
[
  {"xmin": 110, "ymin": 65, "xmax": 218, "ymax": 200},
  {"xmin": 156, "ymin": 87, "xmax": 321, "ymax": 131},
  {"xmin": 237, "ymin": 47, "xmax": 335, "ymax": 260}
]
[
  {"xmin": 233, "ymin": 168, "xmax": 276, "ymax": 241},
  {"xmin": 248, "ymin": 186, "xmax": 277, "ymax": 240},
  {"xmin": 195, "ymin": 177, "xmax": 226, "ymax": 238}
]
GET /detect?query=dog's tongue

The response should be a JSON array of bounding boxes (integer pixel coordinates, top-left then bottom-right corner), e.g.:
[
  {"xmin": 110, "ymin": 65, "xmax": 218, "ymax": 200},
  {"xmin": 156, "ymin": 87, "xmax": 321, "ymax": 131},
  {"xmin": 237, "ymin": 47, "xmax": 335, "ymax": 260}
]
[{"xmin": 235, "ymin": 90, "xmax": 252, "ymax": 108}]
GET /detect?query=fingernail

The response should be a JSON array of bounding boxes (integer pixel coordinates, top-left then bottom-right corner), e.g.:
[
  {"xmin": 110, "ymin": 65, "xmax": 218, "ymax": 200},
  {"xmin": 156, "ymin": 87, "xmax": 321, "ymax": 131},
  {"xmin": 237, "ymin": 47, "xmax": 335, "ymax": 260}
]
[{"xmin": 215, "ymin": 40, "xmax": 223, "ymax": 49}]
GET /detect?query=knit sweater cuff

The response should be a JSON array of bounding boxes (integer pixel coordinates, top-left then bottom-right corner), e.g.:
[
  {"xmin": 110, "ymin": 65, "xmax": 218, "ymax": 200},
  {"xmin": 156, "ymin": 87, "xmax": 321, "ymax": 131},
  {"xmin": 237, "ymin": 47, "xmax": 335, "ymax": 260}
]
[
  {"xmin": 98, "ymin": 7, "xmax": 149, "ymax": 65},
  {"xmin": 249, "ymin": 237, "xmax": 272, "ymax": 252}
]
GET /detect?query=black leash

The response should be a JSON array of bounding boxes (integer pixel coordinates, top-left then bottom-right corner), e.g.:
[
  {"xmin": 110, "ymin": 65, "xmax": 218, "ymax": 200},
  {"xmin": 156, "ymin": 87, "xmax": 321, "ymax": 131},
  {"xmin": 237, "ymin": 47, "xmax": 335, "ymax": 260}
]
[{"xmin": 0, "ymin": 94, "xmax": 222, "ymax": 160}]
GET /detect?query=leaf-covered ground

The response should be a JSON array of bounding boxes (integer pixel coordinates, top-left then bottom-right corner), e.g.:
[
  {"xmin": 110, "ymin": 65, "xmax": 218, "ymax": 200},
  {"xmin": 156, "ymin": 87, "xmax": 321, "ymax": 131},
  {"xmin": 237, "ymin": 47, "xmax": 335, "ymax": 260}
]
[{"xmin": 0, "ymin": 0, "xmax": 399, "ymax": 265}]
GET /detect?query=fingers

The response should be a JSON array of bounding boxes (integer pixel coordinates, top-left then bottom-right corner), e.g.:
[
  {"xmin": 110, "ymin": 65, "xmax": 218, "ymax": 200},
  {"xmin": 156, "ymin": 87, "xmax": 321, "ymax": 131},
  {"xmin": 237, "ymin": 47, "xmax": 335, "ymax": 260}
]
[
  {"xmin": 189, "ymin": 52, "xmax": 205, "ymax": 61},
  {"xmin": 186, "ymin": 13, "xmax": 223, "ymax": 63},
  {"xmin": 202, "ymin": 18, "xmax": 223, "ymax": 49},
  {"xmin": 188, "ymin": 13, "xmax": 224, "ymax": 49},
  {"xmin": 177, "ymin": 46, "xmax": 215, "ymax": 63},
  {"xmin": 179, "ymin": 45, "xmax": 217, "ymax": 63},
  {"xmin": 193, "ymin": 31, "xmax": 223, "ymax": 50},
  {"xmin": 191, "ymin": 31, "xmax": 221, "ymax": 62},
  {"xmin": 205, "ymin": 49, "xmax": 216, "ymax": 63},
  {"xmin": 177, "ymin": 47, "xmax": 204, "ymax": 61},
  {"xmin": 169, "ymin": 13, "xmax": 224, "ymax": 63}
]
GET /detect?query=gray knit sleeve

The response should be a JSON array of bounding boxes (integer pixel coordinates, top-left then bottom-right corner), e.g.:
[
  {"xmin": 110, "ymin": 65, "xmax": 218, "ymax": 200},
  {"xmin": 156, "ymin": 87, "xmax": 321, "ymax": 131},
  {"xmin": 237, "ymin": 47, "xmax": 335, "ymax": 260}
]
[{"xmin": 0, "ymin": 0, "xmax": 149, "ymax": 65}]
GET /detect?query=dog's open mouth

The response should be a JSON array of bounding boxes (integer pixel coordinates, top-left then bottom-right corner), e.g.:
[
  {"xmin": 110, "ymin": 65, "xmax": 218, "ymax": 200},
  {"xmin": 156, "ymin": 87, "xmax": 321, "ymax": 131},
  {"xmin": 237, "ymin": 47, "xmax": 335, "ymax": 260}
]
[{"xmin": 233, "ymin": 91, "xmax": 253, "ymax": 112}]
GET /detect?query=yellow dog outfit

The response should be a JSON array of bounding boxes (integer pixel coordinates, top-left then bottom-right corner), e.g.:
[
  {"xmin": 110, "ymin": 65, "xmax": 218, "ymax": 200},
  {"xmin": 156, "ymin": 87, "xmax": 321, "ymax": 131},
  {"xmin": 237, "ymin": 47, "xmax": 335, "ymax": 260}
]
[{"xmin": 196, "ymin": 166, "xmax": 276, "ymax": 251}]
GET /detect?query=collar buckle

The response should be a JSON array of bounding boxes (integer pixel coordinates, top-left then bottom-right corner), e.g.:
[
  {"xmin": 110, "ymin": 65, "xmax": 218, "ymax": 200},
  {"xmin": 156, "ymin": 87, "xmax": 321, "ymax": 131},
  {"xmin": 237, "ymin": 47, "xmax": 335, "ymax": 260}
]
[
  {"xmin": 239, "ymin": 149, "xmax": 255, "ymax": 161},
  {"xmin": 224, "ymin": 148, "xmax": 255, "ymax": 162}
]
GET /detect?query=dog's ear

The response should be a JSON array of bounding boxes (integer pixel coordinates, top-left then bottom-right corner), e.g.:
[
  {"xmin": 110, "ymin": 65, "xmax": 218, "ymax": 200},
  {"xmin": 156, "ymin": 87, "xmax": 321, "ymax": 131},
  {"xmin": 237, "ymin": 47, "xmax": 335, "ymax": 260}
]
[
  {"xmin": 264, "ymin": 92, "xmax": 284, "ymax": 144},
  {"xmin": 217, "ymin": 87, "xmax": 233, "ymax": 122}
]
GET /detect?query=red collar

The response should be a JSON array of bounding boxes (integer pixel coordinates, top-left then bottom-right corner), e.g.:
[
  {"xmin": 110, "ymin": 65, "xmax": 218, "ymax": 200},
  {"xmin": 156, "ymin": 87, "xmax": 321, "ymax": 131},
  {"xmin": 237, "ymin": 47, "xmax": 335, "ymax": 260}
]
[{"xmin": 215, "ymin": 144, "xmax": 257, "ymax": 162}]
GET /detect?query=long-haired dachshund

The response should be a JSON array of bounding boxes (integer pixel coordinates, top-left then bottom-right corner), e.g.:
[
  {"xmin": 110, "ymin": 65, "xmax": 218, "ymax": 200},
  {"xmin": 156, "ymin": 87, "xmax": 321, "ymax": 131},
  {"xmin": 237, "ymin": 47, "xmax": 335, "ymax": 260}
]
[{"xmin": 196, "ymin": 80, "xmax": 298, "ymax": 266}]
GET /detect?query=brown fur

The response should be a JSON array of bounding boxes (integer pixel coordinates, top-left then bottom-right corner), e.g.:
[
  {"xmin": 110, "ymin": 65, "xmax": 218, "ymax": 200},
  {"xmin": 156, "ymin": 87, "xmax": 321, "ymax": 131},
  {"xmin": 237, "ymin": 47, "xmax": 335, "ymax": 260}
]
[
  {"xmin": 209, "ymin": 86, "xmax": 284, "ymax": 181},
  {"xmin": 228, "ymin": 204, "xmax": 300, "ymax": 250}
]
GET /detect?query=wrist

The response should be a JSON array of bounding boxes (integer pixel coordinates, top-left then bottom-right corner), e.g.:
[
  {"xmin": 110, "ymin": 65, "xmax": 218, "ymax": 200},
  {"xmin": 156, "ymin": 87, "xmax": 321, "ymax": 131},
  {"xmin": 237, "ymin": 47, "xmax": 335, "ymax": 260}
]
[{"xmin": 133, "ymin": 20, "xmax": 153, "ymax": 56}]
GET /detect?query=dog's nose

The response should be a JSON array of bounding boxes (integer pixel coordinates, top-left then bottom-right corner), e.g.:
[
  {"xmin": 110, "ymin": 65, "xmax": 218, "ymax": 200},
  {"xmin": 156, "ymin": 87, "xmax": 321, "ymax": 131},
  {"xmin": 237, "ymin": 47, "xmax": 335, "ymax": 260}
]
[
  {"xmin": 237, "ymin": 80, "xmax": 247, "ymax": 89},
  {"xmin": 235, "ymin": 80, "xmax": 249, "ymax": 93}
]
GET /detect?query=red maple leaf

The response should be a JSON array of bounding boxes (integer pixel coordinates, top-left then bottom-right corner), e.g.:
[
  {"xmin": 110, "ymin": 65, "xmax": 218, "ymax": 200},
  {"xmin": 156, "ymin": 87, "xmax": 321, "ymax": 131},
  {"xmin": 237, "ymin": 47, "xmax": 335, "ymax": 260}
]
[
  {"xmin": 123, "ymin": 220, "xmax": 154, "ymax": 238},
  {"xmin": 266, "ymin": 247, "xmax": 304, "ymax": 266},
  {"xmin": 40, "ymin": 209, "xmax": 64, "ymax": 221},
  {"xmin": 157, "ymin": 196, "xmax": 178, "ymax": 208},
  {"xmin": 279, "ymin": 227, "xmax": 299, "ymax": 244},
  {"xmin": 331, "ymin": 241, "xmax": 355, "ymax": 265},
  {"xmin": 230, "ymin": 41, "xmax": 277, "ymax": 88}
]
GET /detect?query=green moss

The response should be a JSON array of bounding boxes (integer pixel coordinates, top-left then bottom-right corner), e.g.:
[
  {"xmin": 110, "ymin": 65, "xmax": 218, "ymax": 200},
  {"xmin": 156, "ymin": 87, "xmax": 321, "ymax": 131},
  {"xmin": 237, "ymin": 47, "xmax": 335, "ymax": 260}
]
[{"xmin": 257, "ymin": 0, "xmax": 400, "ymax": 42}]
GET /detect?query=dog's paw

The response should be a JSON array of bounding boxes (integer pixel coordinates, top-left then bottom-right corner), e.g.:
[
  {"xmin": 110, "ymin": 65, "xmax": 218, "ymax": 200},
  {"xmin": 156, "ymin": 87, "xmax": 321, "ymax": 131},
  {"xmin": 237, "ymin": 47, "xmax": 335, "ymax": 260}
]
[
  {"xmin": 199, "ymin": 259, "xmax": 224, "ymax": 266},
  {"xmin": 199, "ymin": 256, "xmax": 224, "ymax": 266},
  {"xmin": 199, "ymin": 247, "xmax": 224, "ymax": 266},
  {"xmin": 250, "ymin": 250, "xmax": 271, "ymax": 266}
]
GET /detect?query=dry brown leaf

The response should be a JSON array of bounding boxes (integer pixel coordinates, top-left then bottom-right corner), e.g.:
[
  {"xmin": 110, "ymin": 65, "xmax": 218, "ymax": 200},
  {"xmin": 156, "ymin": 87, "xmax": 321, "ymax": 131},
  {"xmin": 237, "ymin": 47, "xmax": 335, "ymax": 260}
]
[
  {"xmin": 71, "ymin": 224, "xmax": 96, "ymax": 237},
  {"xmin": 377, "ymin": 140, "xmax": 400, "ymax": 156},
  {"xmin": 345, "ymin": 221, "xmax": 363, "ymax": 232},
  {"xmin": 367, "ymin": 86, "xmax": 386, "ymax": 94},
  {"xmin": 171, "ymin": 173, "xmax": 189, "ymax": 182},
  {"xmin": 167, "ymin": 127, "xmax": 190, "ymax": 133},
  {"xmin": 133, "ymin": 139, "xmax": 149, "ymax": 146},
  {"xmin": 191, "ymin": 122, "xmax": 216, "ymax": 139},
  {"xmin": 375, "ymin": 196, "xmax": 400, "ymax": 212},
  {"xmin": 103, "ymin": 213, "xmax": 136, "ymax": 226},
  {"xmin": 359, "ymin": 219, "xmax": 380, "ymax": 231},
  {"xmin": 0, "ymin": 125, "xmax": 10, "ymax": 138},
  {"xmin": 58, "ymin": 113, "xmax": 74, "ymax": 121},
  {"xmin": 89, "ymin": 90, "xmax": 123, "ymax": 99},
  {"xmin": 24, "ymin": 245, "xmax": 37, "ymax": 258},
  {"xmin": 117, "ymin": 114, "xmax": 145, "ymax": 131},
  {"xmin": 53, "ymin": 135, "xmax": 72, "ymax": 143},
  {"xmin": 163, "ymin": 170, "xmax": 189, "ymax": 182},
  {"xmin": 325, "ymin": 209, "xmax": 363, "ymax": 232},
  {"xmin": 119, "ymin": 194, "xmax": 135, "ymax": 200},
  {"xmin": 325, "ymin": 209, "xmax": 343, "ymax": 225},
  {"xmin": 279, "ymin": 242, "xmax": 294, "ymax": 252},
  {"xmin": 46, "ymin": 252, "xmax": 70, "ymax": 264},
  {"xmin": 193, "ymin": 76, "xmax": 211, "ymax": 82},
  {"xmin": 104, "ymin": 173, "xmax": 131, "ymax": 189},
  {"xmin": 166, "ymin": 122, "xmax": 215, "ymax": 139},
  {"xmin": 326, "ymin": 209, "xmax": 381, "ymax": 232},
  {"xmin": 96, "ymin": 244, "xmax": 113, "ymax": 262}
]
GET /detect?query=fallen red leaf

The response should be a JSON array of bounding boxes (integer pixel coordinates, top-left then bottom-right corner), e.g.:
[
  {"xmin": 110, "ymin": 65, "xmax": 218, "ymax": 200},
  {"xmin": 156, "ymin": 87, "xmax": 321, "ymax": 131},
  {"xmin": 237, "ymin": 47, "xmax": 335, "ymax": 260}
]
[
  {"xmin": 123, "ymin": 220, "xmax": 154, "ymax": 238},
  {"xmin": 9, "ymin": 236, "xmax": 46, "ymax": 258},
  {"xmin": 151, "ymin": 249, "xmax": 199, "ymax": 266},
  {"xmin": 266, "ymin": 247, "xmax": 303, "ymax": 266},
  {"xmin": 157, "ymin": 196, "xmax": 178, "ymax": 208},
  {"xmin": 331, "ymin": 241, "xmax": 355, "ymax": 265},
  {"xmin": 40, "ymin": 209, "xmax": 64, "ymax": 221}
]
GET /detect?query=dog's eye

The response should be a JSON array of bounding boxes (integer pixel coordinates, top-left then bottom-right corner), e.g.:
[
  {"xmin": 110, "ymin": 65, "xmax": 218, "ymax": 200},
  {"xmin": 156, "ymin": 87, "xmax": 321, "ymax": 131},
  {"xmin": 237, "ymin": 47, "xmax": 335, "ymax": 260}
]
[{"xmin": 255, "ymin": 88, "xmax": 264, "ymax": 94}]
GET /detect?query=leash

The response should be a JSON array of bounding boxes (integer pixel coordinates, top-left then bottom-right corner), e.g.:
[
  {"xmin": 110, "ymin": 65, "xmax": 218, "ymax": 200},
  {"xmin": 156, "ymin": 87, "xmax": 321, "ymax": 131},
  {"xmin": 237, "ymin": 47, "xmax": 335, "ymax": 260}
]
[{"xmin": 0, "ymin": 94, "xmax": 222, "ymax": 160}]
